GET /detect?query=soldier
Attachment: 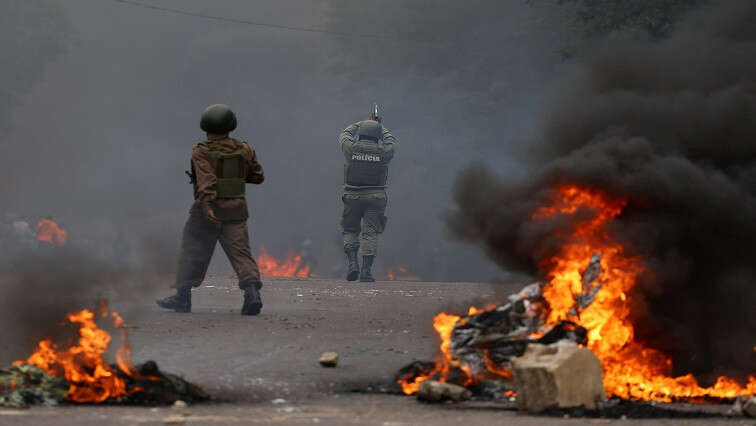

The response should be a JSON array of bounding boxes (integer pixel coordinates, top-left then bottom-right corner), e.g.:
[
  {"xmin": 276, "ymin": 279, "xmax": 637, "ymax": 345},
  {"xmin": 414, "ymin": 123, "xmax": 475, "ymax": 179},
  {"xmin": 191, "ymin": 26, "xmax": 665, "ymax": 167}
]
[
  {"xmin": 157, "ymin": 104, "xmax": 265, "ymax": 315},
  {"xmin": 339, "ymin": 105, "xmax": 397, "ymax": 282}
]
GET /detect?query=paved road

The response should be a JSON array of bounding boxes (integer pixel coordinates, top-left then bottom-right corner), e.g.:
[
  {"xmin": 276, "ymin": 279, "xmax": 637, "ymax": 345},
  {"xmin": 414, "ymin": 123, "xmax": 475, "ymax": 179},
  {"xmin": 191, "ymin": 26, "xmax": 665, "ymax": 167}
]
[{"xmin": 0, "ymin": 278, "xmax": 747, "ymax": 425}]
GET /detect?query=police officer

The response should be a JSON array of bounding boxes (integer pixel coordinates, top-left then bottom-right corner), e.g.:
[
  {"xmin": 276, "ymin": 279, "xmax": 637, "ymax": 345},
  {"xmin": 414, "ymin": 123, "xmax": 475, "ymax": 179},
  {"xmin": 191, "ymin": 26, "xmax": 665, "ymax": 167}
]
[
  {"xmin": 157, "ymin": 104, "xmax": 265, "ymax": 315},
  {"xmin": 339, "ymin": 105, "xmax": 396, "ymax": 282}
]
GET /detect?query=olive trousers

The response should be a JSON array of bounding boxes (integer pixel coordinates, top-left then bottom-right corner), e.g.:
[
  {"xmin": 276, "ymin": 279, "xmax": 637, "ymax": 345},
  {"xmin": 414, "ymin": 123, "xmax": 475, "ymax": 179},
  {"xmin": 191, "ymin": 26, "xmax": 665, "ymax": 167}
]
[
  {"xmin": 341, "ymin": 191, "xmax": 387, "ymax": 256},
  {"xmin": 175, "ymin": 204, "xmax": 261, "ymax": 290}
]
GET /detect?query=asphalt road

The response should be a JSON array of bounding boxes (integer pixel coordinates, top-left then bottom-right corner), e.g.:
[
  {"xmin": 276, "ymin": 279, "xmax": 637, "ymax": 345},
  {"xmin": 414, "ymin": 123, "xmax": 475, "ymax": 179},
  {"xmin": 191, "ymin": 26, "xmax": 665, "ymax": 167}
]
[{"xmin": 0, "ymin": 278, "xmax": 749, "ymax": 425}]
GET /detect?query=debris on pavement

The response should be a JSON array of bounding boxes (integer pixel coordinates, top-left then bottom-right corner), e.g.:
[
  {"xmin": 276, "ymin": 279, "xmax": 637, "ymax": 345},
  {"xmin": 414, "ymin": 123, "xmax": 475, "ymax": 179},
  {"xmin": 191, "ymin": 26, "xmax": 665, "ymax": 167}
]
[
  {"xmin": 511, "ymin": 340, "xmax": 605, "ymax": 412},
  {"xmin": 416, "ymin": 380, "xmax": 471, "ymax": 403},
  {"xmin": 0, "ymin": 365, "xmax": 68, "ymax": 407},
  {"xmin": 319, "ymin": 352, "xmax": 339, "ymax": 367}
]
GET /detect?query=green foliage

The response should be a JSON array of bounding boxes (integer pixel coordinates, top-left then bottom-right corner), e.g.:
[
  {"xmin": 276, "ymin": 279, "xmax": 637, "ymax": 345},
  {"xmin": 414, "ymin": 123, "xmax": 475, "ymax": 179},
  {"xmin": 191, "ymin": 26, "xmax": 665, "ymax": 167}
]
[{"xmin": 561, "ymin": 0, "xmax": 703, "ymax": 39}]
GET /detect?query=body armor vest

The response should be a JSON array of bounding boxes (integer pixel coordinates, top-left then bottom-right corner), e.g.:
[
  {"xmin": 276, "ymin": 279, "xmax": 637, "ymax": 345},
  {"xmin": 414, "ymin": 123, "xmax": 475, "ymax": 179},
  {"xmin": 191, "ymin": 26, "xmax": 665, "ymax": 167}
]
[
  {"xmin": 344, "ymin": 140, "xmax": 389, "ymax": 187},
  {"xmin": 200, "ymin": 139, "xmax": 247, "ymax": 199}
]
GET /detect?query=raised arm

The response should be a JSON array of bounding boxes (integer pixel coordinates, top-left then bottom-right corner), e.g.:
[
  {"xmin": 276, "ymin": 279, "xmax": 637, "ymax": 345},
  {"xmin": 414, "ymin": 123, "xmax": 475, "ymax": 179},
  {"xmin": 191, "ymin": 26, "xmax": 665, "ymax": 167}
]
[
  {"xmin": 339, "ymin": 122, "xmax": 360, "ymax": 154},
  {"xmin": 380, "ymin": 126, "xmax": 397, "ymax": 160}
]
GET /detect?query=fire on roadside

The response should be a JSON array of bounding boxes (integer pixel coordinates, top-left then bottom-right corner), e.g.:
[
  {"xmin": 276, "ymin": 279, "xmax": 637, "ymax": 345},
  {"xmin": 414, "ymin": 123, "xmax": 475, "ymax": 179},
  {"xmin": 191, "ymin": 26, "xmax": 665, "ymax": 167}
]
[
  {"xmin": 534, "ymin": 185, "xmax": 756, "ymax": 401},
  {"xmin": 386, "ymin": 266, "xmax": 408, "ymax": 281},
  {"xmin": 257, "ymin": 246, "xmax": 313, "ymax": 278},
  {"xmin": 12, "ymin": 303, "xmax": 148, "ymax": 403},
  {"xmin": 398, "ymin": 306, "xmax": 511, "ymax": 395},
  {"xmin": 37, "ymin": 218, "xmax": 67, "ymax": 247},
  {"xmin": 399, "ymin": 185, "xmax": 756, "ymax": 402}
]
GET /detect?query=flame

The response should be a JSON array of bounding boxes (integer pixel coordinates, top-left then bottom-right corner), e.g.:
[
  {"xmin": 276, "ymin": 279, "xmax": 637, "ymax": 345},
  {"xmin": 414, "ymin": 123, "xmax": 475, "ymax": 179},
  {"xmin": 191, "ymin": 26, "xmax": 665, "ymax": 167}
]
[
  {"xmin": 534, "ymin": 185, "xmax": 756, "ymax": 401},
  {"xmin": 13, "ymin": 304, "xmax": 139, "ymax": 403},
  {"xmin": 400, "ymin": 184, "xmax": 755, "ymax": 401},
  {"xmin": 37, "ymin": 218, "xmax": 67, "ymax": 247},
  {"xmin": 387, "ymin": 266, "xmax": 409, "ymax": 281},
  {"xmin": 398, "ymin": 312, "xmax": 463, "ymax": 394},
  {"xmin": 398, "ymin": 306, "xmax": 512, "ymax": 395},
  {"xmin": 257, "ymin": 246, "xmax": 313, "ymax": 278}
]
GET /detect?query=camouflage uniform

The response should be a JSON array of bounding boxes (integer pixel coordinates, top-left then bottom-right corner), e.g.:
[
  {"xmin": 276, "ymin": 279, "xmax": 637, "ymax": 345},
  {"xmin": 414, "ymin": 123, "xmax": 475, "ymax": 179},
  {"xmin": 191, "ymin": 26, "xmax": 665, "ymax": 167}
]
[{"xmin": 339, "ymin": 120, "xmax": 396, "ymax": 281}]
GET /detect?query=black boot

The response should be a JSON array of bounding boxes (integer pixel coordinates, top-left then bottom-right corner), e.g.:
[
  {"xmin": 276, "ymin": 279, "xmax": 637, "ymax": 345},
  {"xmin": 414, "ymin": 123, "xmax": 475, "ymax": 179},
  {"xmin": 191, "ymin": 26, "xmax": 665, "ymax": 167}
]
[
  {"xmin": 156, "ymin": 287, "xmax": 191, "ymax": 313},
  {"xmin": 360, "ymin": 255, "xmax": 375, "ymax": 282},
  {"xmin": 241, "ymin": 282, "xmax": 263, "ymax": 316},
  {"xmin": 345, "ymin": 249, "xmax": 360, "ymax": 281}
]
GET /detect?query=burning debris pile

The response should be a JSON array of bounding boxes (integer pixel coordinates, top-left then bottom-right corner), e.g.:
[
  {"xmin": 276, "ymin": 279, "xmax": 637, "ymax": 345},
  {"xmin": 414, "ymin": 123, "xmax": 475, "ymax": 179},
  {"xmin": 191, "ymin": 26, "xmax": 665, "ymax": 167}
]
[
  {"xmin": 401, "ymin": 185, "xmax": 756, "ymax": 410},
  {"xmin": 425, "ymin": 0, "xmax": 756, "ymax": 413},
  {"xmin": 1, "ymin": 304, "xmax": 208, "ymax": 407},
  {"xmin": 396, "ymin": 279, "xmax": 589, "ymax": 397}
]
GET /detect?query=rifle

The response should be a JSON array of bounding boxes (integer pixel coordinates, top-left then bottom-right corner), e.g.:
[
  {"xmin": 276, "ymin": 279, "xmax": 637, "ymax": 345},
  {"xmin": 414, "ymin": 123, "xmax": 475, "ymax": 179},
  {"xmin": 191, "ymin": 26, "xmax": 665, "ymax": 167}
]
[{"xmin": 185, "ymin": 162, "xmax": 198, "ymax": 199}]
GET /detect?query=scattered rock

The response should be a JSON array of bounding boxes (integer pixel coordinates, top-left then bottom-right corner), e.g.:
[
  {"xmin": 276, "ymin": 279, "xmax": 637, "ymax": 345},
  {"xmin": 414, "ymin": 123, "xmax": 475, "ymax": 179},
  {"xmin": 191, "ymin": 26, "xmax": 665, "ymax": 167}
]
[
  {"xmin": 728, "ymin": 395, "xmax": 756, "ymax": 417},
  {"xmin": 319, "ymin": 352, "xmax": 339, "ymax": 368},
  {"xmin": 511, "ymin": 340, "xmax": 605, "ymax": 413},
  {"xmin": 162, "ymin": 415, "xmax": 186, "ymax": 425},
  {"xmin": 476, "ymin": 379, "xmax": 515, "ymax": 400},
  {"xmin": 729, "ymin": 396, "xmax": 746, "ymax": 416},
  {"xmin": 416, "ymin": 380, "xmax": 471, "ymax": 403},
  {"xmin": 172, "ymin": 400, "xmax": 187, "ymax": 409},
  {"xmin": 743, "ymin": 396, "xmax": 756, "ymax": 417}
]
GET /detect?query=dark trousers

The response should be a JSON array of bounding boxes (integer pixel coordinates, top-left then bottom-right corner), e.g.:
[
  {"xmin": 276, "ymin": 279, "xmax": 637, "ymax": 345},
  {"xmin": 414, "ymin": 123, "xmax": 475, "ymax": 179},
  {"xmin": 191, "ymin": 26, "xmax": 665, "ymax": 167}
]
[
  {"xmin": 175, "ymin": 204, "xmax": 261, "ymax": 290},
  {"xmin": 341, "ymin": 192, "xmax": 387, "ymax": 256}
]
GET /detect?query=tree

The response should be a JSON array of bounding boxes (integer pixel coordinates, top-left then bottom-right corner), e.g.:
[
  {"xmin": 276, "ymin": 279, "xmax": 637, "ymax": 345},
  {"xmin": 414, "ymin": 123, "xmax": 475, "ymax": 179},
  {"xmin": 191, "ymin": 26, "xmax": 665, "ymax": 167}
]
[{"xmin": 560, "ymin": 0, "xmax": 703, "ymax": 39}]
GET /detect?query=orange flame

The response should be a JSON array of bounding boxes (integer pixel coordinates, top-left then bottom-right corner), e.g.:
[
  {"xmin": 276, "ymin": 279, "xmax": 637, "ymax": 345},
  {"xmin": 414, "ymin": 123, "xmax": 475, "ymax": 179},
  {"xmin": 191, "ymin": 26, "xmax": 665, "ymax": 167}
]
[
  {"xmin": 36, "ymin": 218, "xmax": 67, "ymax": 247},
  {"xmin": 398, "ymin": 312, "xmax": 463, "ymax": 394},
  {"xmin": 13, "ymin": 304, "xmax": 138, "ymax": 403},
  {"xmin": 398, "ymin": 306, "xmax": 512, "ymax": 395},
  {"xmin": 534, "ymin": 185, "xmax": 756, "ymax": 401},
  {"xmin": 401, "ymin": 185, "xmax": 756, "ymax": 401},
  {"xmin": 387, "ymin": 266, "xmax": 409, "ymax": 281},
  {"xmin": 257, "ymin": 246, "xmax": 313, "ymax": 278}
]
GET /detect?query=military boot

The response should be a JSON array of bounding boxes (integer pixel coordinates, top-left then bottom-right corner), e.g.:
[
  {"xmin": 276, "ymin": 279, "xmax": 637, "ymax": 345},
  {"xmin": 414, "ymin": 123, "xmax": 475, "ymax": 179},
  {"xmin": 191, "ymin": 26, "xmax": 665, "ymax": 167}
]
[
  {"xmin": 241, "ymin": 282, "xmax": 263, "ymax": 316},
  {"xmin": 345, "ymin": 249, "xmax": 360, "ymax": 281},
  {"xmin": 156, "ymin": 287, "xmax": 191, "ymax": 313},
  {"xmin": 360, "ymin": 255, "xmax": 375, "ymax": 282}
]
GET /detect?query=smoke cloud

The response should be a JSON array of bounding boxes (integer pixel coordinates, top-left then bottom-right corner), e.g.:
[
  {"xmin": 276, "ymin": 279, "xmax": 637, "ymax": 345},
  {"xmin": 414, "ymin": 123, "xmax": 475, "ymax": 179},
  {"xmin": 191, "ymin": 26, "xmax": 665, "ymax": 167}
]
[
  {"xmin": 0, "ymin": 1, "xmax": 581, "ymax": 355},
  {"xmin": 0, "ymin": 0, "xmax": 580, "ymax": 284},
  {"xmin": 448, "ymin": 1, "xmax": 756, "ymax": 381},
  {"xmin": 0, "ymin": 234, "xmax": 176, "ymax": 363}
]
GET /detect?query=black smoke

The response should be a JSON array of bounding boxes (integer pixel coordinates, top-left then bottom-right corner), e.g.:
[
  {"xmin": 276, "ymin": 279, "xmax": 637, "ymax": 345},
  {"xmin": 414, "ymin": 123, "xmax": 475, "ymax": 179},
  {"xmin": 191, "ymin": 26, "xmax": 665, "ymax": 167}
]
[
  {"xmin": 0, "ymin": 235, "xmax": 176, "ymax": 364},
  {"xmin": 448, "ymin": 1, "xmax": 756, "ymax": 382},
  {"xmin": 0, "ymin": 1, "xmax": 577, "ymax": 358}
]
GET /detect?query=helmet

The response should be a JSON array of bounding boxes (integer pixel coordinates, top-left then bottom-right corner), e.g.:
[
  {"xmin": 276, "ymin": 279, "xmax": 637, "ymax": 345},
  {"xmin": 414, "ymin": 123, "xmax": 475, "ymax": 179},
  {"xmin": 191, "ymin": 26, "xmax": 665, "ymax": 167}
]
[
  {"xmin": 200, "ymin": 104, "xmax": 237, "ymax": 134},
  {"xmin": 358, "ymin": 120, "xmax": 382, "ymax": 140}
]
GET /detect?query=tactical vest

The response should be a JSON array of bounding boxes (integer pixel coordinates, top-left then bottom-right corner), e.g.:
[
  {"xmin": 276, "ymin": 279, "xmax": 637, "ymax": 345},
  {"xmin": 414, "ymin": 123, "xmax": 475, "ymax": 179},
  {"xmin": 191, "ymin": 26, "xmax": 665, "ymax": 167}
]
[
  {"xmin": 344, "ymin": 140, "xmax": 389, "ymax": 187},
  {"xmin": 200, "ymin": 139, "xmax": 247, "ymax": 199}
]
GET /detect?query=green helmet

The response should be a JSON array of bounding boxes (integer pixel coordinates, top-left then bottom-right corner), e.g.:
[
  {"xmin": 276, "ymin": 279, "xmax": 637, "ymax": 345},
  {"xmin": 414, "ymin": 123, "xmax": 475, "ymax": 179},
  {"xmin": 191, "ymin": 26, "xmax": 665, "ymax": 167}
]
[
  {"xmin": 200, "ymin": 104, "xmax": 237, "ymax": 134},
  {"xmin": 358, "ymin": 120, "xmax": 382, "ymax": 140}
]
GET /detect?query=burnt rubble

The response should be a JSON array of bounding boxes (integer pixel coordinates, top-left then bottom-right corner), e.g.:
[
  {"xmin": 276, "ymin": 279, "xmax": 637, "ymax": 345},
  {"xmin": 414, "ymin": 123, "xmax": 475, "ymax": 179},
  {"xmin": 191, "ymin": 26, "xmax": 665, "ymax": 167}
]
[
  {"xmin": 395, "ymin": 273, "xmax": 592, "ymax": 392},
  {"xmin": 449, "ymin": 281, "xmax": 588, "ymax": 378},
  {"xmin": 0, "ymin": 361, "xmax": 208, "ymax": 407},
  {"xmin": 396, "ymin": 256, "xmax": 599, "ymax": 397},
  {"xmin": 117, "ymin": 360, "xmax": 209, "ymax": 405}
]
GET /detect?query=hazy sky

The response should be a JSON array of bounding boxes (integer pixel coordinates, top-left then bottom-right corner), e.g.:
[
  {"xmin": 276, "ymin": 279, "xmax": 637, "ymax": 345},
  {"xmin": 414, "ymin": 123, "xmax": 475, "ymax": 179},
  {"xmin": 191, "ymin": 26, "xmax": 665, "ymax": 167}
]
[{"xmin": 1, "ymin": 0, "xmax": 578, "ymax": 281}]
